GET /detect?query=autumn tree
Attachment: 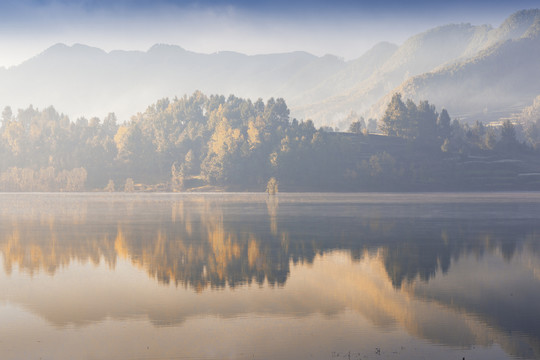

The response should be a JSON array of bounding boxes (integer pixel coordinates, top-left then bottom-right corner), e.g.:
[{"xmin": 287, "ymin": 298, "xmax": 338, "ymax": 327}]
[
  {"xmin": 380, "ymin": 93, "xmax": 408, "ymax": 137},
  {"xmin": 105, "ymin": 179, "xmax": 115, "ymax": 192},
  {"xmin": 124, "ymin": 178, "xmax": 135, "ymax": 192}
]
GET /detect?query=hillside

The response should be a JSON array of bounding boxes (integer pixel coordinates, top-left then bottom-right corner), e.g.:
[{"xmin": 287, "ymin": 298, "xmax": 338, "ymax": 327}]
[
  {"xmin": 0, "ymin": 9, "xmax": 539, "ymax": 128},
  {"xmin": 300, "ymin": 9, "xmax": 540, "ymax": 126},
  {"xmin": 2, "ymin": 92, "xmax": 540, "ymax": 193},
  {"xmin": 0, "ymin": 43, "xmax": 346, "ymax": 122},
  {"xmin": 369, "ymin": 9, "xmax": 540, "ymax": 123},
  {"xmin": 517, "ymin": 95, "xmax": 540, "ymax": 123},
  {"xmin": 295, "ymin": 23, "xmax": 493, "ymax": 124}
]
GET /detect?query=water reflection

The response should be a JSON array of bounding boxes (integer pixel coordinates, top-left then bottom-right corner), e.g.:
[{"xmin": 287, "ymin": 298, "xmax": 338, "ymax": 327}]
[
  {"xmin": 1, "ymin": 194, "xmax": 292, "ymax": 288},
  {"xmin": 1, "ymin": 193, "xmax": 540, "ymax": 359}
]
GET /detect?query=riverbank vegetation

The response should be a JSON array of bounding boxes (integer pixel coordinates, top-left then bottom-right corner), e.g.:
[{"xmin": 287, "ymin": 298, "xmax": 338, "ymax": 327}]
[{"xmin": 1, "ymin": 91, "xmax": 540, "ymax": 192}]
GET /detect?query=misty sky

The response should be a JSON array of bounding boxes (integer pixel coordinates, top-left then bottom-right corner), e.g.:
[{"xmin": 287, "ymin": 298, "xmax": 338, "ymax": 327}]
[{"xmin": 0, "ymin": 0, "xmax": 538, "ymax": 67}]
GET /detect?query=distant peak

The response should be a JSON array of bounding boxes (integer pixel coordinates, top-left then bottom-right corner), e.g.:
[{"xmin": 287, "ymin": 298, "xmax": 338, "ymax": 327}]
[
  {"xmin": 320, "ymin": 53, "xmax": 343, "ymax": 61},
  {"xmin": 72, "ymin": 43, "xmax": 102, "ymax": 50},
  {"xmin": 40, "ymin": 43, "xmax": 106, "ymax": 57},
  {"xmin": 494, "ymin": 8, "xmax": 540, "ymax": 40},
  {"xmin": 29, "ymin": 43, "xmax": 70, "ymax": 60},
  {"xmin": 370, "ymin": 41, "xmax": 399, "ymax": 51},
  {"xmin": 252, "ymin": 50, "xmax": 316, "ymax": 60},
  {"xmin": 148, "ymin": 43, "xmax": 187, "ymax": 53},
  {"xmin": 45, "ymin": 43, "xmax": 69, "ymax": 52},
  {"xmin": 500, "ymin": 9, "xmax": 540, "ymax": 30},
  {"xmin": 420, "ymin": 22, "xmax": 477, "ymax": 36},
  {"xmin": 507, "ymin": 8, "xmax": 540, "ymax": 21},
  {"xmin": 356, "ymin": 41, "xmax": 398, "ymax": 59},
  {"xmin": 213, "ymin": 50, "xmax": 243, "ymax": 56}
]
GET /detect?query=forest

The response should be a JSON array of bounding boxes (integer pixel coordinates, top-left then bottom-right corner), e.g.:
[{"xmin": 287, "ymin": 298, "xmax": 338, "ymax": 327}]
[{"xmin": 1, "ymin": 91, "xmax": 540, "ymax": 192}]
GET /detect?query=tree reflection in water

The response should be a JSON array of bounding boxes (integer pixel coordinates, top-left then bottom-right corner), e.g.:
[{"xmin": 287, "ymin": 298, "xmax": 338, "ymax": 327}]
[{"xmin": 0, "ymin": 193, "xmax": 539, "ymax": 359}]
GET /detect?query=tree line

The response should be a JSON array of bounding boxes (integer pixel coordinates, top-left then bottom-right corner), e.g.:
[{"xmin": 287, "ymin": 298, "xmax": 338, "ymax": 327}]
[{"xmin": 1, "ymin": 91, "xmax": 540, "ymax": 192}]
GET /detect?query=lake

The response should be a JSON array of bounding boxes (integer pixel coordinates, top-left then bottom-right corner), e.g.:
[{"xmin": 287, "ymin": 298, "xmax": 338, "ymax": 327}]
[{"xmin": 0, "ymin": 192, "xmax": 539, "ymax": 360}]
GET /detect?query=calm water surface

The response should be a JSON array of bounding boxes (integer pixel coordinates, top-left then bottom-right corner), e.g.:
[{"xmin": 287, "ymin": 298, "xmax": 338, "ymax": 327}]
[{"xmin": 0, "ymin": 192, "xmax": 539, "ymax": 360}]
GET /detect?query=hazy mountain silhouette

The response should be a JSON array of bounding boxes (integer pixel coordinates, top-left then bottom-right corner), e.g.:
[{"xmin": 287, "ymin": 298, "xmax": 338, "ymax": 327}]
[
  {"xmin": 0, "ymin": 43, "xmax": 346, "ymax": 122},
  {"xmin": 296, "ymin": 22, "xmax": 492, "ymax": 123},
  {"xmin": 0, "ymin": 9, "xmax": 539, "ymax": 127},
  {"xmin": 368, "ymin": 9, "xmax": 540, "ymax": 123}
]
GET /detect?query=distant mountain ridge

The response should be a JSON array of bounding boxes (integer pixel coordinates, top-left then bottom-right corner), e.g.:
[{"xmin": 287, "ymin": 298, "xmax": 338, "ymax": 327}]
[
  {"xmin": 370, "ymin": 9, "xmax": 540, "ymax": 123},
  {"xmin": 301, "ymin": 9, "xmax": 540, "ymax": 124},
  {"xmin": 0, "ymin": 43, "xmax": 348, "ymax": 122},
  {"xmin": 0, "ymin": 9, "xmax": 539, "ymax": 127}
]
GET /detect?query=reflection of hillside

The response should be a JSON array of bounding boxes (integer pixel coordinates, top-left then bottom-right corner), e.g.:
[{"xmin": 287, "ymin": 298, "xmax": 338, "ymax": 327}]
[
  {"xmin": 115, "ymin": 207, "xmax": 290, "ymax": 290},
  {"xmin": 2, "ymin": 194, "xmax": 540, "ymax": 292},
  {"xmin": 0, "ymin": 194, "xmax": 294, "ymax": 290},
  {"xmin": 0, "ymin": 195, "xmax": 117, "ymax": 276},
  {"xmin": 1, "ymin": 193, "xmax": 540, "ymax": 360},
  {"xmin": 1, "ymin": 250, "xmax": 538, "ymax": 360},
  {"xmin": 315, "ymin": 251, "xmax": 540, "ymax": 360},
  {"xmin": 406, "ymin": 246, "xmax": 540, "ymax": 359},
  {"xmin": 376, "ymin": 218, "xmax": 540, "ymax": 288},
  {"xmin": 2, "ymin": 194, "xmax": 540, "ymax": 290}
]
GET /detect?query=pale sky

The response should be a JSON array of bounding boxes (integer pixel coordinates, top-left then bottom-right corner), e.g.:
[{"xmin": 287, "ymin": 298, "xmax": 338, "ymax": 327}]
[{"xmin": 0, "ymin": 0, "xmax": 538, "ymax": 67}]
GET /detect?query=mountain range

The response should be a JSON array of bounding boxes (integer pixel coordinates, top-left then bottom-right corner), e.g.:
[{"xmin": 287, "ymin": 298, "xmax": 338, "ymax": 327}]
[{"xmin": 1, "ymin": 9, "xmax": 539, "ymax": 128}]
